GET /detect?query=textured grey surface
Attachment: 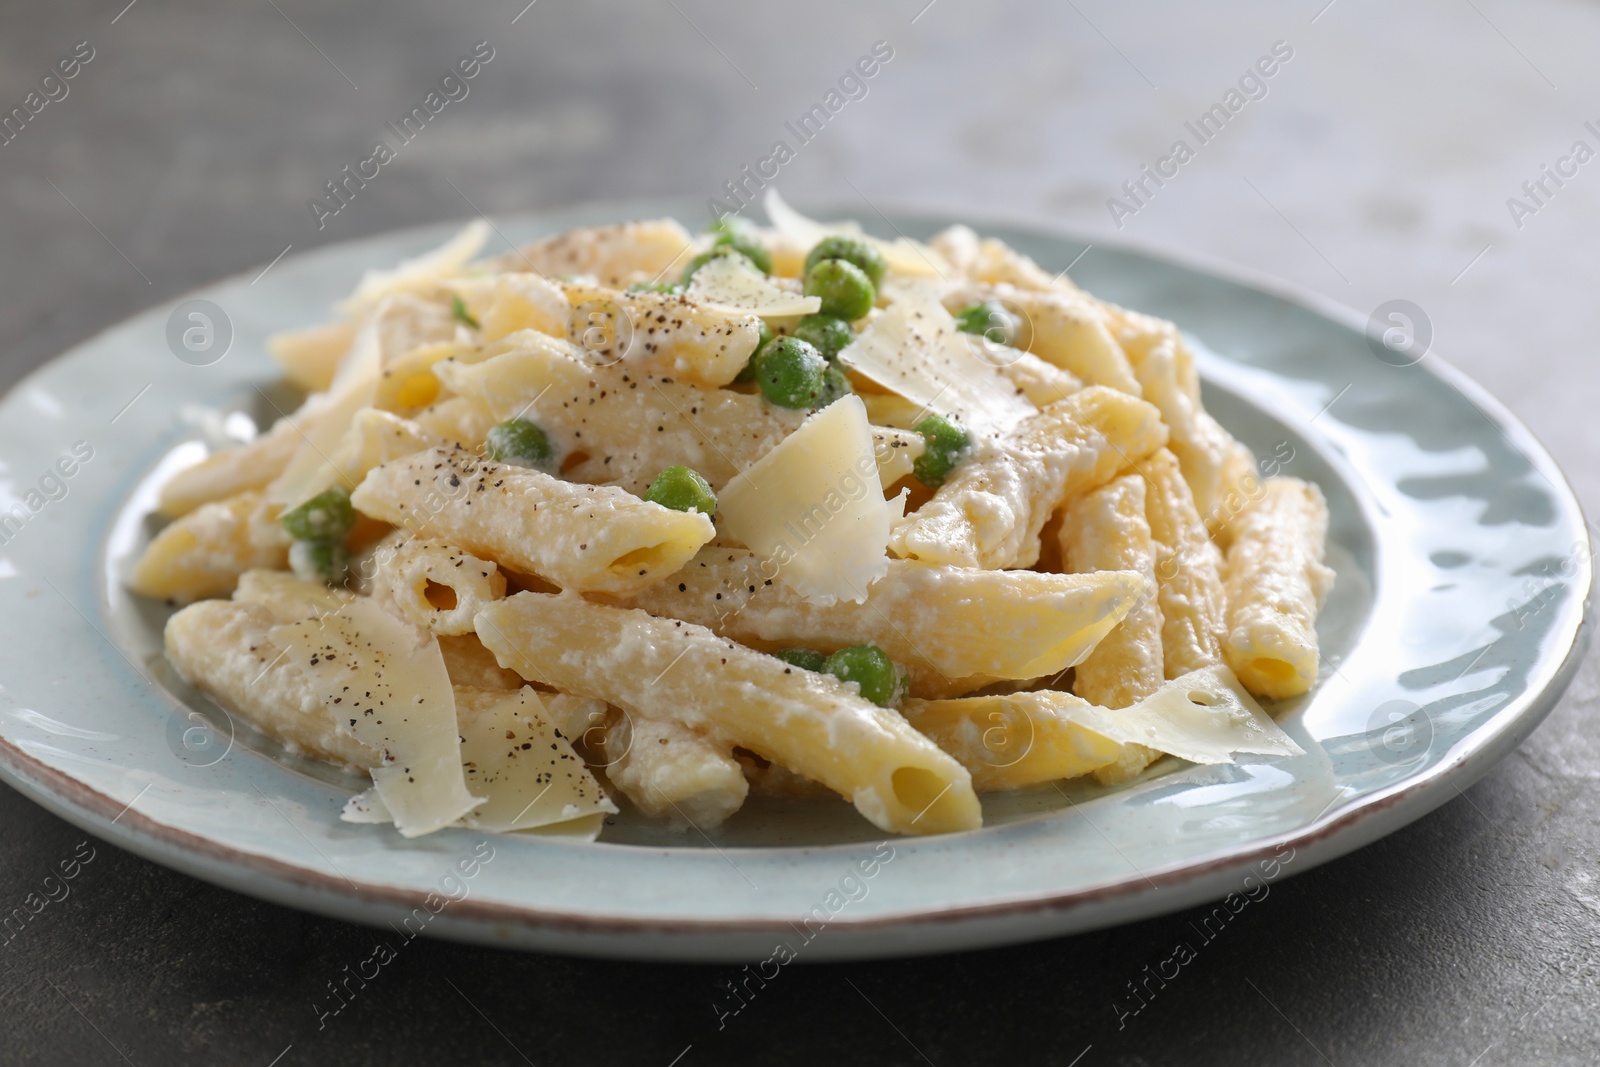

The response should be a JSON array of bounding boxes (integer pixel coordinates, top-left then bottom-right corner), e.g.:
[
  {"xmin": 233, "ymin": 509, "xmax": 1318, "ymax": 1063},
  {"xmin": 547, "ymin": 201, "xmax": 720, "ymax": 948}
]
[{"xmin": 2, "ymin": 0, "xmax": 1598, "ymax": 1063}]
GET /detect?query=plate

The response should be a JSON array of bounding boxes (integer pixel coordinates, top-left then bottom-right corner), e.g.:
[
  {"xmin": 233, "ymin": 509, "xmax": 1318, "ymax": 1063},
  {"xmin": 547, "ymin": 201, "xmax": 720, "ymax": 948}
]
[{"xmin": 0, "ymin": 200, "xmax": 1588, "ymax": 962}]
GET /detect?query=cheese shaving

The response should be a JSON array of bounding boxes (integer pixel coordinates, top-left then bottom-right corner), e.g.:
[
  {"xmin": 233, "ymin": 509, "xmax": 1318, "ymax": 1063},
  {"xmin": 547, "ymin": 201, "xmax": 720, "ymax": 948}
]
[
  {"xmin": 685, "ymin": 252, "xmax": 821, "ymax": 317},
  {"xmin": 269, "ymin": 598, "xmax": 482, "ymax": 837},
  {"xmin": 836, "ymin": 290, "xmax": 1035, "ymax": 431},
  {"xmin": 339, "ymin": 220, "xmax": 489, "ymax": 315},
  {"xmin": 1055, "ymin": 665, "xmax": 1304, "ymax": 765},
  {"xmin": 717, "ymin": 395, "xmax": 891, "ymax": 605}
]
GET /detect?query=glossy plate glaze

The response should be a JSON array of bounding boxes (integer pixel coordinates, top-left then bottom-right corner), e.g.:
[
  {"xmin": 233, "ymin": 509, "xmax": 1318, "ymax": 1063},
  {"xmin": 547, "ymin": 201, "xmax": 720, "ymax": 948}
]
[{"xmin": 0, "ymin": 201, "xmax": 1588, "ymax": 961}]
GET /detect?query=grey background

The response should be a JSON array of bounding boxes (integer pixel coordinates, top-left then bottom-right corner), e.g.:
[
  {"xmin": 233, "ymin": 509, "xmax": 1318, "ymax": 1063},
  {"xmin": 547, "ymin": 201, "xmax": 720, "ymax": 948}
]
[{"xmin": 2, "ymin": 0, "xmax": 1598, "ymax": 1063}]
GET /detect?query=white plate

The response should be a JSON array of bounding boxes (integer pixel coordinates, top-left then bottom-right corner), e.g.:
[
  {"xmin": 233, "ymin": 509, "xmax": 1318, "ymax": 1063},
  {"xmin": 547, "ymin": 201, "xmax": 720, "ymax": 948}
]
[{"xmin": 0, "ymin": 201, "xmax": 1588, "ymax": 961}]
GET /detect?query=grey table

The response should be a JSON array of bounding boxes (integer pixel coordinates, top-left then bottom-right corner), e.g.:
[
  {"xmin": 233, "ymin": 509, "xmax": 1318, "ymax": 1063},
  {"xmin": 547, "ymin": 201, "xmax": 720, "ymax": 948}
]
[{"xmin": 3, "ymin": 1, "xmax": 1597, "ymax": 1063}]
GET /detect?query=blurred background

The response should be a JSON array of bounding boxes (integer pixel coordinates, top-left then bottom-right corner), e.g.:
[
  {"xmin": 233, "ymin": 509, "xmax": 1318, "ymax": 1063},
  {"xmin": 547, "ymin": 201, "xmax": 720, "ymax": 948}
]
[{"xmin": 3, "ymin": 1, "xmax": 1598, "ymax": 1063}]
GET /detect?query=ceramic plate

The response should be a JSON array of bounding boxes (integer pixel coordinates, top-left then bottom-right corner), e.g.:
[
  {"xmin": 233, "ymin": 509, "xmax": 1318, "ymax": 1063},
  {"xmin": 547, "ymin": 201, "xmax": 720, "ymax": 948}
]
[{"xmin": 0, "ymin": 201, "xmax": 1588, "ymax": 962}]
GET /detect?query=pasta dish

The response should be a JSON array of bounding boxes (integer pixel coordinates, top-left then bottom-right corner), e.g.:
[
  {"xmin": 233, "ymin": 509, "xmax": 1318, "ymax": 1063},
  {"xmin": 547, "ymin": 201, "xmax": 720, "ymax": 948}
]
[{"xmin": 129, "ymin": 192, "xmax": 1332, "ymax": 840}]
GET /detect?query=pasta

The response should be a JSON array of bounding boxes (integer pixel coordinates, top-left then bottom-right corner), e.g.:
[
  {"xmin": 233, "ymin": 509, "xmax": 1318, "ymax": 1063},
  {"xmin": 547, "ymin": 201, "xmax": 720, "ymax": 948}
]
[
  {"xmin": 889, "ymin": 386, "xmax": 1168, "ymax": 569},
  {"xmin": 474, "ymin": 591, "xmax": 982, "ymax": 835},
  {"xmin": 132, "ymin": 200, "xmax": 1335, "ymax": 841},
  {"xmin": 349, "ymin": 446, "xmax": 715, "ymax": 595},
  {"xmin": 1222, "ymin": 477, "xmax": 1335, "ymax": 699}
]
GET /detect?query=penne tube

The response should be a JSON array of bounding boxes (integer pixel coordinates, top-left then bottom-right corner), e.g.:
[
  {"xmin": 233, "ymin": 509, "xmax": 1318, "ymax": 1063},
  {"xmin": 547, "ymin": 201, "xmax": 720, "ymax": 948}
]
[
  {"xmin": 1060, "ymin": 473, "xmax": 1164, "ymax": 710},
  {"xmin": 270, "ymin": 319, "xmax": 358, "ymax": 394},
  {"xmin": 130, "ymin": 490, "xmax": 291, "ymax": 604},
  {"xmin": 890, "ymin": 386, "xmax": 1168, "ymax": 569},
  {"xmin": 350, "ymin": 447, "xmax": 714, "ymax": 594},
  {"xmin": 900, "ymin": 690, "xmax": 1123, "ymax": 790},
  {"xmin": 558, "ymin": 281, "xmax": 762, "ymax": 387},
  {"xmin": 157, "ymin": 416, "xmax": 302, "ymax": 519},
  {"xmin": 485, "ymin": 218, "xmax": 695, "ymax": 288},
  {"xmin": 610, "ymin": 548, "xmax": 1150, "ymax": 698},
  {"xmin": 473, "ymin": 591, "xmax": 982, "ymax": 835},
  {"xmin": 433, "ymin": 337, "xmax": 922, "ymax": 495},
  {"xmin": 1132, "ymin": 339, "xmax": 1238, "ymax": 520},
  {"xmin": 233, "ymin": 568, "xmax": 353, "ymax": 621},
  {"xmin": 1137, "ymin": 448, "xmax": 1227, "ymax": 677},
  {"xmin": 165, "ymin": 599, "xmax": 376, "ymax": 768},
  {"xmin": 438, "ymin": 632, "xmax": 526, "ymax": 690},
  {"xmin": 604, "ymin": 713, "xmax": 750, "ymax": 829},
  {"xmin": 1222, "ymin": 477, "xmax": 1335, "ymax": 699},
  {"xmin": 332, "ymin": 408, "xmax": 450, "ymax": 484},
  {"xmin": 369, "ymin": 537, "xmax": 506, "ymax": 636}
]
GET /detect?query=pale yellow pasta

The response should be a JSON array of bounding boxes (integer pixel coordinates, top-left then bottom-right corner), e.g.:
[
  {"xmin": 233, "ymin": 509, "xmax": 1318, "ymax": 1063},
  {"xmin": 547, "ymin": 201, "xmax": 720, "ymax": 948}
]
[
  {"xmin": 165, "ymin": 599, "xmax": 375, "ymax": 768},
  {"xmin": 611, "ymin": 548, "xmax": 1149, "ymax": 698},
  {"xmin": 374, "ymin": 340, "xmax": 470, "ymax": 414},
  {"xmin": 1132, "ymin": 339, "xmax": 1237, "ymax": 520},
  {"xmin": 1207, "ymin": 438, "xmax": 1263, "ymax": 542},
  {"xmin": 1093, "ymin": 299, "xmax": 1202, "ymax": 403},
  {"xmin": 350, "ymin": 447, "xmax": 714, "ymax": 594},
  {"xmin": 452, "ymin": 272, "xmax": 569, "ymax": 342},
  {"xmin": 269, "ymin": 319, "xmax": 357, "ymax": 394},
  {"xmin": 433, "ymin": 338, "xmax": 923, "ymax": 494},
  {"xmin": 437, "ymin": 632, "xmax": 525, "ymax": 690},
  {"xmin": 1061, "ymin": 473, "xmax": 1164, "ymax": 710},
  {"xmin": 901, "ymin": 691, "xmax": 1123, "ymax": 790},
  {"xmin": 1222, "ymin": 477, "xmax": 1335, "ymax": 699},
  {"xmin": 130, "ymin": 490, "xmax": 290, "ymax": 603},
  {"xmin": 331, "ymin": 408, "xmax": 450, "ymax": 487},
  {"xmin": 411, "ymin": 395, "xmax": 500, "ymax": 449},
  {"xmin": 1138, "ymin": 448, "xmax": 1227, "ymax": 677},
  {"xmin": 487, "ymin": 218, "xmax": 695, "ymax": 287},
  {"xmin": 1020, "ymin": 290, "xmax": 1141, "ymax": 394},
  {"xmin": 604, "ymin": 713, "xmax": 749, "ymax": 829},
  {"xmin": 889, "ymin": 386, "xmax": 1168, "ymax": 569},
  {"xmin": 233, "ymin": 568, "xmax": 354, "ymax": 621},
  {"xmin": 369, "ymin": 537, "xmax": 505, "ymax": 635},
  {"xmin": 1059, "ymin": 473, "xmax": 1165, "ymax": 784},
  {"xmin": 473, "ymin": 591, "xmax": 982, "ymax": 835},
  {"xmin": 557, "ymin": 281, "xmax": 762, "ymax": 387},
  {"xmin": 157, "ymin": 416, "xmax": 303, "ymax": 519},
  {"xmin": 998, "ymin": 352, "xmax": 1083, "ymax": 408}
]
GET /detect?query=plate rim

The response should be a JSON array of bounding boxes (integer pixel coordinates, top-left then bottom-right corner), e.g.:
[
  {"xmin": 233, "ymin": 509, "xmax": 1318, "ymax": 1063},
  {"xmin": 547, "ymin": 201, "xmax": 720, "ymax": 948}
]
[{"xmin": 0, "ymin": 199, "xmax": 1590, "ymax": 955}]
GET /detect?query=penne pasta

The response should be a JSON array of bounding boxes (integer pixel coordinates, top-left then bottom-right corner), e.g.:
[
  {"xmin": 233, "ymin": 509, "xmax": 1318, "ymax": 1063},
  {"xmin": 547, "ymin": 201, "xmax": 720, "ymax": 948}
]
[
  {"xmin": 130, "ymin": 490, "xmax": 291, "ymax": 603},
  {"xmin": 604, "ymin": 713, "xmax": 750, "ymax": 829},
  {"xmin": 437, "ymin": 632, "xmax": 526, "ymax": 690},
  {"xmin": 350, "ymin": 447, "xmax": 714, "ymax": 594},
  {"xmin": 368, "ymin": 537, "xmax": 506, "ymax": 635},
  {"xmin": 610, "ymin": 548, "xmax": 1150, "ymax": 697},
  {"xmin": 165, "ymin": 599, "xmax": 376, "ymax": 768},
  {"xmin": 1222, "ymin": 477, "xmax": 1335, "ymax": 699},
  {"xmin": 269, "ymin": 319, "xmax": 358, "ymax": 394},
  {"xmin": 889, "ymin": 386, "xmax": 1168, "ymax": 569},
  {"xmin": 156, "ymin": 416, "xmax": 303, "ymax": 519},
  {"xmin": 487, "ymin": 218, "xmax": 696, "ymax": 288},
  {"xmin": 901, "ymin": 691, "xmax": 1123, "ymax": 790},
  {"xmin": 433, "ymin": 337, "xmax": 922, "ymax": 494},
  {"xmin": 1060, "ymin": 473, "xmax": 1164, "ymax": 710},
  {"xmin": 473, "ymin": 591, "xmax": 982, "ymax": 835},
  {"xmin": 1137, "ymin": 448, "xmax": 1227, "ymax": 678},
  {"xmin": 558, "ymin": 281, "xmax": 763, "ymax": 387}
]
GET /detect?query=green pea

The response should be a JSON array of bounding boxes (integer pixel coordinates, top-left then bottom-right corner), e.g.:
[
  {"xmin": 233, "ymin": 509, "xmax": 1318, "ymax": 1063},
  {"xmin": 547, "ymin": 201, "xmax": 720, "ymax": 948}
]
[
  {"xmin": 774, "ymin": 647, "xmax": 827, "ymax": 672},
  {"xmin": 823, "ymin": 644, "xmax": 907, "ymax": 707},
  {"xmin": 485, "ymin": 417, "xmax": 559, "ymax": 471},
  {"xmin": 680, "ymin": 246, "xmax": 755, "ymax": 286},
  {"xmin": 289, "ymin": 539, "xmax": 350, "ymax": 587},
  {"xmin": 708, "ymin": 220, "xmax": 772, "ymax": 274},
  {"xmin": 803, "ymin": 259, "xmax": 875, "ymax": 321},
  {"xmin": 815, "ymin": 363, "xmax": 854, "ymax": 408},
  {"xmin": 954, "ymin": 300, "xmax": 1019, "ymax": 346},
  {"xmin": 450, "ymin": 294, "xmax": 480, "ymax": 329},
  {"xmin": 279, "ymin": 486, "xmax": 356, "ymax": 542},
  {"xmin": 791, "ymin": 314, "xmax": 854, "ymax": 360},
  {"xmin": 643, "ymin": 465, "xmax": 717, "ymax": 516},
  {"xmin": 803, "ymin": 235, "xmax": 887, "ymax": 287},
  {"xmin": 913, "ymin": 413, "xmax": 970, "ymax": 488},
  {"xmin": 754, "ymin": 336, "xmax": 826, "ymax": 409}
]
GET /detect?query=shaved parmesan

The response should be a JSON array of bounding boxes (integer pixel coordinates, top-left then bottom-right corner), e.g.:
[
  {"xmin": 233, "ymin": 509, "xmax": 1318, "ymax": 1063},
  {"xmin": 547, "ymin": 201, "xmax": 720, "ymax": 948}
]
[
  {"xmin": 1056, "ymin": 666, "xmax": 1304, "ymax": 765},
  {"xmin": 717, "ymin": 395, "xmax": 890, "ymax": 605},
  {"xmin": 455, "ymin": 687, "xmax": 617, "ymax": 833},
  {"xmin": 763, "ymin": 189, "xmax": 950, "ymax": 278},
  {"xmin": 836, "ymin": 290, "xmax": 1035, "ymax": 431},
  {"xmin": 266, "ymin": 314, "xmax": 382, "ymax": 509},
  {"xmin": 685, "ymin": 252, "xmax": 821, "ymax": 317},
  {"xmin": 269, "ymin": 598, "xmax": 482, "ymax": 837},
  {"xmin": 339, "ymin": 221, "xmax": 489, "ymax": 315}
]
